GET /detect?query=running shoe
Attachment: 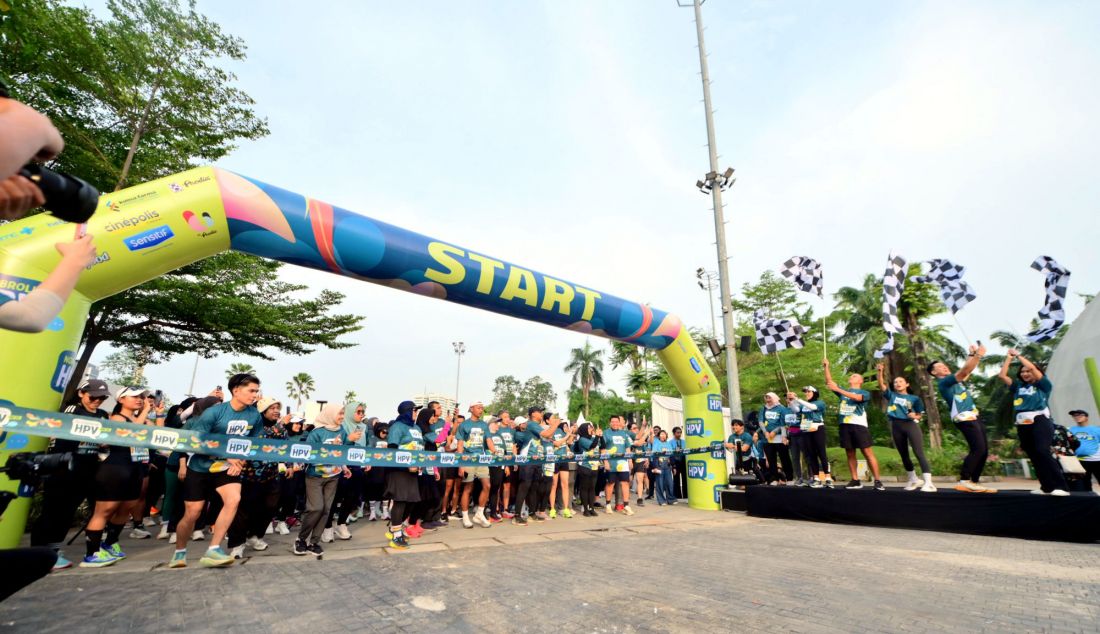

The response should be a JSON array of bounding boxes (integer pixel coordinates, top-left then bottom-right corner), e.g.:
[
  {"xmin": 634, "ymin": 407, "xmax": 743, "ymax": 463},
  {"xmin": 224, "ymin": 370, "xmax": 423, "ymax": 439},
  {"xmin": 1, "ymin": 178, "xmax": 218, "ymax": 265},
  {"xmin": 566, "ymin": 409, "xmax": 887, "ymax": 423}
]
[
  {"xmin": 276, "ymin": 521, "xmax": 291, "ymax": 535},
  {"xmin": 192, "ymin": 529, "xmax": 205, "ymax": 541},
  {"xmin": 461, "ymin": 512, "xmax": 473, "ymax": 529},
  {"xmin": 422, "ymin": 520, "xmax": 445, "ymax": 530},
  {"xmin": 168, "ymin": 550, "xmax": 187, "ymax": 568},
  {"xmin": 548, "ymin": 509, "xmax": 557, "ymax": 519},
  {"xmin": 321, "ymin": 527, "xmax": 335, "ymax": 543},
  {"xmin": 904, "ymin": 479, "xmax": 921, "ymax": 491},
  {"xmin": 157, "ymin": 524, "xmax": 170, "ymax": 540},
  {"xmin": 388, "ymin": 534, "xmax": 409, "ymax": 550},
  {"xmin": 512, "ymin": 517, "xmax": 528, "ymax": 526},
  {"xmin": 229, "ymin": 544, "xmax": 245, "ymax": 559},
  {"xmin": 873, "ymin": 480, "xmax": 886, "ymax": 491},
  {"xmin": 824, "ymin": 479, "xmax": 835, "ymax": 489},
  {"xmin": 52, "ymin": 552, "xmax": 73, "ymax": 571},
  {"xmin": 199, "ymin": 547, "xmax": 234, "ymax": 567},
  {"xmin": 406, "ymin": 524, "xmax": 423, "ymax": 538},
  {"xmin": 502, "ymin": 510, "xmax": 515, "ymax": 519},
  {"xmin": 308, "ymin": 543, "xmax": 324, "ymax": 557},
  {"xmin": 622, "ymin": 505, "xmax": 635, "ymax": 516},
  {"xmin": 487, "ymin": 515, "xmax": 502, "ymax": 524},
  {"xmin": 1051, "ymin": 489, "xmax": 1071, "ymax": 497},
  {"xmin": 246, "ymin": 536, "xmax": 269, "ymax": 551},
  {"xmin": 810, "ymin": 480, "xmax": 823, "ymax": 489},
  {"xmin": 293, "ymin": 540, "xmax": 309, "ymax": 556},
  {"xmin": 334, "ymin": 524, "xmax": 352, "ymax": 540},
  {"xmin": 561, "ymin": 508, "xmax": 574, "ymax": 519},
  {"xmin": 637, "ymin": 497, "xmax": 644, "ymax": 506},
  {"xmin": 955, "ymin": 480, "xmax": 996, "ymax": 493},
  {"xmin": 1031, "ymin": 489, "xmax": 1048, "ymax": 495},
  {"xmin": 532, "ymin": 513, "xmax": 546, "ymax": 523},
  {"xmin": 920, "ymin": 481, "xmax": 937, "ymax": 493},
  {"xmin": 105, "ymin": 542, "xmax": 126, "ymax": 560},
  {"xmin": 605, "ymin": 503, "xmax": 613, "ymax": 515},
  {"xmin": 845, "ymin": 480, "xmax": 863, "ymax": 490},
  {"xmin": 129, "ymin": 527, "xmax": 151, "ymax": 539},
  {"xmin": 80, "ymin": 549, "xmax": 119, "ymax": 568},
  {"xmin": 265, "ymin": 522, "xmax": 274, "ymax": 535}
]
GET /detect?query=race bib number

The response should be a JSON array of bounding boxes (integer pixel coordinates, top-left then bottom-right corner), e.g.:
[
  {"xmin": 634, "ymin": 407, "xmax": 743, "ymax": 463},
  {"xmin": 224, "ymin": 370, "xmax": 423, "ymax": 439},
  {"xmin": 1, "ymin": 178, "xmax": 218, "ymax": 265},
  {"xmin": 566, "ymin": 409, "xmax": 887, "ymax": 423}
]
[{"xmin": 130, "ymin": 446, "xmax": 149, "ymax": 462}]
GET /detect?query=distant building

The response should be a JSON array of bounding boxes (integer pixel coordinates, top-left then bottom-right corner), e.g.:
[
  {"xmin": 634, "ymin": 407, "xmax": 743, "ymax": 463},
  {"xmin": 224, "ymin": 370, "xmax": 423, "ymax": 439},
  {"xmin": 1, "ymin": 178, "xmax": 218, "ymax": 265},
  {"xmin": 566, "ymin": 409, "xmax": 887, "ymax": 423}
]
[
  {"xmin": 81, "ymin": 363, "xmax": 100, "ymax": 382},
  {"xmin": 413, "ymin": 393, "xmax": 457, "ymax": 414}
]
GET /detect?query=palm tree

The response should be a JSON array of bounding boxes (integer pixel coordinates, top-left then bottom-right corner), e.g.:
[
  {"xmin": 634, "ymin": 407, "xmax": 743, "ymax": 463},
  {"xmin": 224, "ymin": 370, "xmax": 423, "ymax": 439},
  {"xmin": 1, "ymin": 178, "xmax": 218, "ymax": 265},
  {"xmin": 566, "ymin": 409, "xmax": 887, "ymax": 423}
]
[
  {"xmin": 564, "ymin": 340, "xmax": 604, "ymax": 417},
  {"xmin": 225, "ymin": 362, "xmax": 256, "ymax": 381},
  {"xmin": 344, "ymin": 390, "xmax": 358, "ymax": 403},
  {"xmin": 285, "ymin": 372, "xmax": 315, "ymax": 410}
]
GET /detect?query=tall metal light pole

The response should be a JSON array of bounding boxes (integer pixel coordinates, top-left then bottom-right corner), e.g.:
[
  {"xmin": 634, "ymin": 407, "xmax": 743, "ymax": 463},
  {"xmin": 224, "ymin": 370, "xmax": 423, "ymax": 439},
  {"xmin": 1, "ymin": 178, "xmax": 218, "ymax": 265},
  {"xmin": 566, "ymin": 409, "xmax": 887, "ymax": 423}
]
[
  {"xmin": 452, "ymin": 341, "xmax": 466, "ymax": 409},
  {"xmin": 679, "ymin": 0, "xmax": 742, "ymax": 420},
  {"xmin": 695, "ymin": 268, "xmax": 719, "ymax": 339}
]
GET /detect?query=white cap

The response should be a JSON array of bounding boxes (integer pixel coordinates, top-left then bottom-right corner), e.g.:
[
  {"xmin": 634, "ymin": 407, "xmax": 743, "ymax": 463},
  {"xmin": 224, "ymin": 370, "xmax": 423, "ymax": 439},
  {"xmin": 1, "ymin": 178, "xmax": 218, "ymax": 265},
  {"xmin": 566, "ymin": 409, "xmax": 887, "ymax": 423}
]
[{"xmin": 116, "ymin": 386, "xmax": 148, "ymax": 400}]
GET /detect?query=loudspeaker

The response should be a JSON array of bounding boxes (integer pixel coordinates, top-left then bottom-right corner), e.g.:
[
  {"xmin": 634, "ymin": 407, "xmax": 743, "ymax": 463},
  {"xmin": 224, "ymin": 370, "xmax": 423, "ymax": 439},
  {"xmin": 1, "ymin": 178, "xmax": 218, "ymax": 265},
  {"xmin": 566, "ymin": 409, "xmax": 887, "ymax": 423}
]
[{"xmin": 739, "ymin": 335, "xmax": 752, "ymax": 353}]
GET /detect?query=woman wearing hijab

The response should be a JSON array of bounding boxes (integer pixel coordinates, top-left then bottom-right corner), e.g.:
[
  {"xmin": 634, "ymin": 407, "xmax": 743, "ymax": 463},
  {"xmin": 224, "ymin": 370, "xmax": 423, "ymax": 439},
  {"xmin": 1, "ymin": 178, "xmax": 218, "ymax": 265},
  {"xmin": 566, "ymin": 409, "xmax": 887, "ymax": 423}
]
[
  {"xmin": 384, "ymin": 401, "xmax": 423, "ymax": 550},
  {"xmin": 227, "ymin": 397, "xmax": 289, "ymax": 558},
  {"xmin": 409, "ymin": 406, "xmax": 443, "ymax": 534},
  {"xmin": 294, "ymin": 403, "xmax": 351, "ymax": 558},
  {"xmin": 321, "ymin": 402, "xmax": 367, "ymax": 542},
  {"xmin": 573, "ymin": 421, "xmax": 602, "ymax": 517},
  {"xmin": 364, "ymin": 418, "xmax": 390, "ymax": 521}
]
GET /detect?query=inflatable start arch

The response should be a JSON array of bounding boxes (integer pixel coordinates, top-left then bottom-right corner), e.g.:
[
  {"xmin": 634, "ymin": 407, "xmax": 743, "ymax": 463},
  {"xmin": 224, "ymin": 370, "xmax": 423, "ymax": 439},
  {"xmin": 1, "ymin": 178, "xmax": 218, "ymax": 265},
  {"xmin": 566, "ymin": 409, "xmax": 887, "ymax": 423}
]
[{"xmin": 0, "ymin": 168, "xmax": 726, "ymax": 547}]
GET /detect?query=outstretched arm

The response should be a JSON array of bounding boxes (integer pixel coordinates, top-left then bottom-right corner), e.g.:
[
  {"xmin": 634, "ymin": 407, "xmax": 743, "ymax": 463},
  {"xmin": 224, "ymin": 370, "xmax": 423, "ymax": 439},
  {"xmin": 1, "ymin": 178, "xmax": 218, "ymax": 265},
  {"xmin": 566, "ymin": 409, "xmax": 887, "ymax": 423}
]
[
  {"xmin": 956, "ymin": 343, "xmax": 987, "ymax": 382},
  {"xmin": 998, "ymin": 350, "xmax": 1016, "ymax": 386}
]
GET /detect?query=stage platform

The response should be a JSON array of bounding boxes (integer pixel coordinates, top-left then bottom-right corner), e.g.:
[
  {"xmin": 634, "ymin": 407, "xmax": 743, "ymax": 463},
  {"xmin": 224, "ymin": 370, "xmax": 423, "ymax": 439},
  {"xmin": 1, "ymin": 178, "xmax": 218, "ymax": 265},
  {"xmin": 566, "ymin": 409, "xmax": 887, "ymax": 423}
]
[{"xmin": 719, "ymin": 486, "xmax": 1100, "ymax": 543}]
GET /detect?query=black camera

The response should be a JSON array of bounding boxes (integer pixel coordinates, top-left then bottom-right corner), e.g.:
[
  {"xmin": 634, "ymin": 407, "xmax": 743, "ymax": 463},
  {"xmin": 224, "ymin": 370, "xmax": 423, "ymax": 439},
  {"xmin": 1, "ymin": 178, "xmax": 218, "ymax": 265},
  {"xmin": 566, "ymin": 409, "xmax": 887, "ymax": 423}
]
[
  {"xmin": 18, "ymin": 164, "xmax": 99, "ymax": 224},
  {"xmin": 0, "ymin": 452, "xmax": 73, "ymax": 486}
]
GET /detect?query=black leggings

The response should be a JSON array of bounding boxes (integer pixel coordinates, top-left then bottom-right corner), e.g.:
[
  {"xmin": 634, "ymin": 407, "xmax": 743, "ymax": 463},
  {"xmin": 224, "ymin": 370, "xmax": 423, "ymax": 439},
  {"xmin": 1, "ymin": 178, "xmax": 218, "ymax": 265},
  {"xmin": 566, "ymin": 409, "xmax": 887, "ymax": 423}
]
[
  {"xmin": 326, "ymin": 468, "xmax": 365, "ymax": 528},
  {"xmin": 954, "ymin": 420, "xmax": 988, "ymax": 482},
  {"xmin": 488, "ymin": 467, "xmax": 504, "ymax": 515},
  {"xmin": 890, "ymin": 419, "xmax": 931, "ymax": 473},
  {"xmin": 577, "ymin": 467, "xmax": 597, "ymax": 509},
  {"xmin": 803, "ymin": 428, "xmax": 829, "ymax": 476},
  {"xmin": 1017, "ymin": 415, "xmax": 1068, "ymax": 493},
  {"xmin": 389, "ymin": 501, "xmax": 412, "ymax": 529},
  {"xmin": 788, "ymin": 433, "xmax": 805, "ymax": 480},
  {"xmin": 513, "ymin": 465, "xmax": 541, "ymax": 515},
  {"xmin": 228, "ymin": 478, "xmax": 280, "ymax": 548},
  {"xmin": 763, "ymin": 444, "xmax": 792, "ymax": 482}
]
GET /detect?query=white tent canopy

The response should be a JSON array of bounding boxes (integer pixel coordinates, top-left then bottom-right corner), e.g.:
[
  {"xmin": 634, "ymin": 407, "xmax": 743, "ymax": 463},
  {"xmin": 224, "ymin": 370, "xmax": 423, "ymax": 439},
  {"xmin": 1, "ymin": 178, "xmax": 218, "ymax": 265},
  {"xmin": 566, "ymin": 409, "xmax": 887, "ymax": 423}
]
[{"xmin": 1048, "ymin": 294, "xmax": 1100, "ymax": 424}]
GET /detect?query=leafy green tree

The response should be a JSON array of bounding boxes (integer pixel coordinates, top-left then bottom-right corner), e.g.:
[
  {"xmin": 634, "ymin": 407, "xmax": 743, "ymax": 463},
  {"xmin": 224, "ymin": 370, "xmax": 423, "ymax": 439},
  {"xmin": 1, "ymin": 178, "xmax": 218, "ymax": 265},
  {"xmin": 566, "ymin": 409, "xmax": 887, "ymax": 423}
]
[
  {"xmin": 489, "ymin": 375, "xmax": 556, "ymax": 416},
  {"xmin": 225, "ymin": 362, "xmax": 256, "ymax": 380},
  {"xmin": 730, "ymin": 270, "xmax": 804, "ymax": 318},
  {"xmin": 285, "ymin": 372, "xmax": 315, "ymax": 410},
  {"xmin": 343, "ymin": 390, "xmax": 358, "ymax": 403},
  {"xmin": 100, "ymin": 350, "xmax": 144, "ymax": 386},
  {"xmin": 566, "ymin": 388, "xmax": 635, "ymax": 427},
  {"xmin": 520, "ymin": 376, "xmax": 556, "ymax": 410},
  {"xmin": 564, "ymin": 340, "xmax": 604, "ymax": 416},
  {"xmin": 65, "ymin": 253, "xmax": 362, "ymax": 402}
]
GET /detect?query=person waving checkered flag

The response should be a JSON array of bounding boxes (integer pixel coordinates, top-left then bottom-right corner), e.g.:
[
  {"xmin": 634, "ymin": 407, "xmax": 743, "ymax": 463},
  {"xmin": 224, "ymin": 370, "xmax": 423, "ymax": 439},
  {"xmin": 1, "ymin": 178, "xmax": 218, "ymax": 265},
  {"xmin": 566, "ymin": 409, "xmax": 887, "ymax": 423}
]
[
  {"xmin": 1026, "ymin": 256, "xmax": 1071, "ymax": 343},
  {"xmin": 874, "ymin": 253, "xmax": 907, "ymax": 359},
  {"xmin": 779, "ymin": 256, "xmax": 823, "ymax": 298},
  {"xmin": 911, "ymin": 258, "xmax": 977, "ymax": 314},
  {"xmin": 752, "ymin": 309, "xmax": 806, "ymax": 354}
]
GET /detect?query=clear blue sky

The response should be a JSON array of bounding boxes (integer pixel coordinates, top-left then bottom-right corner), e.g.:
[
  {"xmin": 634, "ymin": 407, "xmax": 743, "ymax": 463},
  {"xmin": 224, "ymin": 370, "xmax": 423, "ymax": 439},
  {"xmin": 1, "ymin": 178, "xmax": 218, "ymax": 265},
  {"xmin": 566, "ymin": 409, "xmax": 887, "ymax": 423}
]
[{"xmin": 105, "ymin": 0, "xmax": 1098, "ymax": 417}]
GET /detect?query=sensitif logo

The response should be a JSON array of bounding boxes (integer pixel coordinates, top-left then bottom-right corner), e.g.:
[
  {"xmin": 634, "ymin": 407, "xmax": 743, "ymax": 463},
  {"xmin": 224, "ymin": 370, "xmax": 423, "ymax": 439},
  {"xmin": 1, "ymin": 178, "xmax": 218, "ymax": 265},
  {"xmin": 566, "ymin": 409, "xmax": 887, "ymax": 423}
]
[
  {"xmin": 105, "ymin": 210, "xmax": 161, "ymax": 233},
  {"xmin": 50, "ymin": 350, "xmax": 75, "ymax": 394},
  {"xmin": 290, "ymin": 444, "xmax": 312, "ymax": 460},
  {"xmin": 347, "ymin": 448, "xmax": 366, "ymax": 464},
  {"xmin": 226, "ymin": 438, "xmax": 252, "ymax": 456},
  {"xmin": 687, "ymin": 460, "xmax": 707, "ymax": 480},
  {"xmin": 685, "ymin": 418, "xmax": 705, "ymax": 437},
  {"xmin": 71, "ymin": 419, "xmax": 103, "ymax": 440},
  {"xmin": 183, "ymin": 210, "xmax": 216, "ymax": 233},
  {"xmin": 395, "ymin": 451, "xmax": 413, "ymax": 465},
  {"xmin": 151, "ymin": 429, "xmax": 180, "ymax": 449},
  {"xmin": 123, "ymin": 225, "xmax": 174, "ymax": 251},
  {"xmin": 707, "ymin": 395, "xmax": 722, "ymax": 412},
  {"xmin": 690, "ymin": 357, "xmax": 702, "ymax": 373}
]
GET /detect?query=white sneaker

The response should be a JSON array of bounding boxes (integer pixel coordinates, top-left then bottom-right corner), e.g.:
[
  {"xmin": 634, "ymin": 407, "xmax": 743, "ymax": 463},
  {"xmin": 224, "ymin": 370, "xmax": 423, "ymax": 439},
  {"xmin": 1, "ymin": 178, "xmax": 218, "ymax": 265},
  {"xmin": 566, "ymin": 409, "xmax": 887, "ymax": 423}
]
[
  {"xmin": 367, "ymin": 509, "xmax": 378, "ymax": 522},
  {"xmin": 1050, "ymin": 489, "xmax": 1071, "ymax": 497},
  {"xmin": 381, "ymin": 511, "xmax": 390, "ymax": 522},
  {"xmin": 192, "ymin": 530, "xmax": 205, "ymax": 541},
  {"xmin": 245, "ymin": 536, "xmax": 269, "ymax": 551},
  {"xmin": 605, "ymin": 504, "xmax": 613, "ymax": 515},
  {"xmin": 321, "ymin": 527, "xmax": 335, "ymax": 543},
  {"xmin": 920, "ymin": 481, "xmax": 937, "ymax": 493},
  {"xmin": 157, "ymin": 524, "xmax": 170, "ymax": 540},
  {"xmin": 229, "ymin": 544, "xmax": 245, "ymax": 559},
  {"xmin": 955, "ymin": 481, "xmax": 996, "ymax": 493},
  {"xmin": 334, "ymin": 524, "xmax": 352, "ymax": 540},
  {"xmin": 622, "ymin": 505, "xmax": 635, "ymax": 516},
  {"xmin": 461, "ymin": 511, "xmax": 474, "ymax": 529},
  {"xmin": 1031, "ymin": 489, "xmax": 1049, "ymax": 495},
  {"xmin": 168, "ymin": 532, "xmax": 176, "ymax": 543},
  {"xmin": 904, "ymin": 479, "xmax": 921, "ymax": 491},
  {"xmin": 473, "ymin": 510, "xmax": 491, "ymax": 528},
  {"xmin": 129, "ymin": 527, "xmax": 151, "ymax": 539},
  {"xmin": 265, "ymin": 522, "xmax": 274, "ymax": 535},
  {"xmin": 143, "ymin": 517, "xmax": 158, "ymax": 528},
  {"xmin": 275, "ymin": 521, "xmax": 290, "ymax": 535}
]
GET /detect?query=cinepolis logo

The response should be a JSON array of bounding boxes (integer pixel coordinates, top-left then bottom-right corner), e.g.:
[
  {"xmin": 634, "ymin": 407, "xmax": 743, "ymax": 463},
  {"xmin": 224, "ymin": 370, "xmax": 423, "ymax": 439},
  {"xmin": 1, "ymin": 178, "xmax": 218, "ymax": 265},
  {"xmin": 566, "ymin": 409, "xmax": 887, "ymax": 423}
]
[{"xmin": 183, "ymin": 210, "xmax": 215, "ymax": 232}]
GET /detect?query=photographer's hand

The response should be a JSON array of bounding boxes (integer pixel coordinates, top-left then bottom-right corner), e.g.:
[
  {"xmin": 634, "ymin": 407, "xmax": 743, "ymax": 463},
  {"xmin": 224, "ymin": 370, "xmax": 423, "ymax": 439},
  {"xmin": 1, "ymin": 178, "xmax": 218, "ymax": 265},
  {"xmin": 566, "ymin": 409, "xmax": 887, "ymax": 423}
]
[
  {"xmin": 0, "ymin": 95, "xmax": 64, "ymax": 180},
  {"xmin": 37, "ymin": 234, "xmax": 96, "ymax": 302},
  {"xmin": 0, "ymin": 174, "xmax": 45, "ymax": 220}
]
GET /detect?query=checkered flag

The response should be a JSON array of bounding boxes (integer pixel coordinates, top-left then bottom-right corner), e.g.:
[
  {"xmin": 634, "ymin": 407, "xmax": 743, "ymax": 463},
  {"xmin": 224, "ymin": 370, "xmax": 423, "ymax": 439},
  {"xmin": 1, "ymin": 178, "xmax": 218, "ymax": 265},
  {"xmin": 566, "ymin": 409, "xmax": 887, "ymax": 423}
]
[
  {"xmin": 911, "ymin": 258, "xmax": 976, "ymax": 314},
  {"xmin": 1026, "ymin": 256, "xmax": 1071, "ymax": 343},
  {"xmin": 753, "ymin": 309, "xmax": 806, "ymax": 354},
  {"xmin": 873, "ymin": 253, "xmax": 907, "ymax": 359},
  {"xmin": 779, "ymin": 256, "xmax": 823, "ymax": 298}
]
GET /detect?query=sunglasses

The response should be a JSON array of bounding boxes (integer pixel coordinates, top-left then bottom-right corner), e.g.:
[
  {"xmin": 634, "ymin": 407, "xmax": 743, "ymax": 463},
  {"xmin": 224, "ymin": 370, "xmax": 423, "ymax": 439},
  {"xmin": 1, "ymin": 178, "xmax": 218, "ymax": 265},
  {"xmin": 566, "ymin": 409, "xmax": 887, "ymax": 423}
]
[
  {"xmin": 87, "ymin": 395, "xmax": 107, "ymax": 402},
  {"xmin": 356, "ymin": 410, "xmax": 365, "ymax": 415}
]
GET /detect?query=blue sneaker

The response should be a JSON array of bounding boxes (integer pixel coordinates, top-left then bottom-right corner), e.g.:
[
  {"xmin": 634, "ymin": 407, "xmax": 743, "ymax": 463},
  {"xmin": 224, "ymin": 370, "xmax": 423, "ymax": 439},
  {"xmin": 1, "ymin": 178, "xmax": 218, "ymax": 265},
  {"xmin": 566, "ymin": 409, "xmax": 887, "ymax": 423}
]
[
  {"xmin": 199, "ymin": 546, "xmax": 234, "ymax": 568},
  {"xmin": 168, "ymin": 550, "xmax": 187, "ymax": 569},
  {"xmin": 79, "ymin": 549, "xmax": 119, "ymax": 568},
  {"xmin": 105, "ymin": 542, "xmax": 126, "ymax": 560},
  {"xmin": 52, "ymin": 552, "xmax": 73, "ymax": 571}
]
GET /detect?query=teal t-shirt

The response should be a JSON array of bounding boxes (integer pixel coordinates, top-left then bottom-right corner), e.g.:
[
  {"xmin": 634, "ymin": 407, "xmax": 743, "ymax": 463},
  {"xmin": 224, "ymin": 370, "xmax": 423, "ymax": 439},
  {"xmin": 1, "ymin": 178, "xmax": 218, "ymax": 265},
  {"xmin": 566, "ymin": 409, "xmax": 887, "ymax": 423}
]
[
  {"xmin": 885, "ymin": 390, "xmax": 925, "ymax": 422},
  {"xmin": 306, "ymin": 426, "xmax": 347, "ymax": 478},
  {"xmin": 388, "ymin": 421, "xmax": 424, "ymax": 451},
  {"xmin": 185, "ymin": 402, "xmax": 263, "ymax": 473},
  {"xmin": 937, "ymin": 376, "xmax": 978, "ymax": 422},
  {"xmin": 456, "ymin": 420, "xmax": 490, "ymax": 455},
  {"xmin": 1070, "ymin": 426, "xmax": 1099, "ymax": 460},
  {"xmin": 488, "ymin": 427, "xmax": 505, "ymax": 457},
  {"xmin": 759, "ymin": 405, "xmax": 789, "ymax": 442},
  {"xmin": 727, "ymin": 431, "xmax": 753, "ymax": 457},
  {"xmin": 498, "ymin": 426, "xmax": 516, "ymax": 455},
  {"xmin": 831, "ymin": 389, "xmax": 871, "ymax": 427},
  {"xmin": 514, "ymin": 422, "xmax": 544, "ymax": 458},
  {"xmin": 1012, "ymin": 377, "xmax": 1053, "ymax": 413},
  {"xmin": 604, "ymin": 429, "xmax": 634, "ymax": 472}
]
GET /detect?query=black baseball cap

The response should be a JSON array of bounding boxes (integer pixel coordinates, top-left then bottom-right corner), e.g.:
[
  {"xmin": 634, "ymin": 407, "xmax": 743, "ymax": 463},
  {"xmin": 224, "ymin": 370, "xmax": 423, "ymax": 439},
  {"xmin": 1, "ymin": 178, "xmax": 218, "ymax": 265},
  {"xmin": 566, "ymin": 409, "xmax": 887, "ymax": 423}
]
[
  {"xmin": 1069, "ymin": 410, "xmax": 1089, "ymax": 417},
  {"xmin": 78, "ymin": 379, "xmax": 110, "ymax": 398}
]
